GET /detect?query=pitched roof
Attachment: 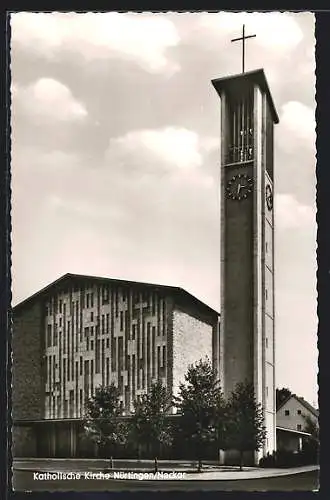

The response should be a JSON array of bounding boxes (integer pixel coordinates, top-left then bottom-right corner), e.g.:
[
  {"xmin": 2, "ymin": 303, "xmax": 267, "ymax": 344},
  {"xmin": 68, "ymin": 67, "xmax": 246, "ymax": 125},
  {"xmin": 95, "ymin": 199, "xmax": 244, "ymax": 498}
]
[
  {"xmin": 12, "ymin": 272, "xmax": 219, "ymax": 319},
  {"xmin": 295, "ymin": 395, "xmax": 319, "ymax": 418},
  {"xmin": 277, "ymin": 393, "xmax": 319, "ymax": 418}
]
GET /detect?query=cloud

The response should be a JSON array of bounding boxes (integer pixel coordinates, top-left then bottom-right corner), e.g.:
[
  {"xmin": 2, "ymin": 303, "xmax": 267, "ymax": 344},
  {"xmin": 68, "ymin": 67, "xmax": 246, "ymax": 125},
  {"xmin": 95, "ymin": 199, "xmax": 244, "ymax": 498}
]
[
  {"xmin": 200, "ymin": 136, "xmax": 219, "ymax": 153},
  {"xmin": 275, "ymin": 193, "xmax": 315, "ymax": 229},
  {"xmin": 13, "ymin": 148, "xmax": 82, "ymax": 172},
  {"xmin": 199, "ymin": 12, "xmax": 303, "ymax": 52},
  {"xmin": 105, "ymin": 127, "xmax": 217, "ymax": 173},
  {"xmin": 13, "ymin": 78, "xmax": 88, "ymax": 124},
  {"xmin": 11, "ymin": 12, "xmax": 180, "ymax": 75},
  {"xmin": 48, "ymin": 195, "xmax": 126, "ymax": 222},
  {"xmin": 280, "ymin": 100, "xmax": 315, "ymax": 143}
]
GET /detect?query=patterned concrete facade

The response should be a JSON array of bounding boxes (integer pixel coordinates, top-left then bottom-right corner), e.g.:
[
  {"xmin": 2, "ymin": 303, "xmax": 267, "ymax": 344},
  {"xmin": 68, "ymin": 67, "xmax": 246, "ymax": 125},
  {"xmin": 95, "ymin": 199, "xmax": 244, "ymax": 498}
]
[{"xmin": 12, "ymin": 274, "xmax": 219, "ymax": 422}]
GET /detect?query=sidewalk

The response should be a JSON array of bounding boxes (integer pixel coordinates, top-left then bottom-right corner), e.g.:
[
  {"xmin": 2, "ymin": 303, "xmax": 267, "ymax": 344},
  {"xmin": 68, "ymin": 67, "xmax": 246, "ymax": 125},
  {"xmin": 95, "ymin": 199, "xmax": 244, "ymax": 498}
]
[{"xmin": 13, "ymin": 458, "xmax": 319, "ymax": 481}]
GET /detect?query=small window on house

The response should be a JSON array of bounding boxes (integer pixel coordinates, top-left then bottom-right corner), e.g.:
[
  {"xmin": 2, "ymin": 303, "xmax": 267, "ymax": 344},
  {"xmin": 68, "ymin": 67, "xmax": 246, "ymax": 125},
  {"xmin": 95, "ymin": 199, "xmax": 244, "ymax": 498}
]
[
  {"xmin": 266, "ymin": 337, "xmax": 268, "ymax": 348},
  {"xmin": 297, "ymin": 409, "xmax": 302, "ymax": 415},
  {"xmin": 91, "ymin": 311, "xmax": 94, "ymax": 322},
  {"xmin": 297, "ymin": 424, "xmax": 302, "ymax": 431},
  {"xmin": 285, "ymin": 410, "xmax": 290, "ymax": 416},
  {"xmin": 106, "ymin": 338, "xmax": 109, "ymax": 348}
]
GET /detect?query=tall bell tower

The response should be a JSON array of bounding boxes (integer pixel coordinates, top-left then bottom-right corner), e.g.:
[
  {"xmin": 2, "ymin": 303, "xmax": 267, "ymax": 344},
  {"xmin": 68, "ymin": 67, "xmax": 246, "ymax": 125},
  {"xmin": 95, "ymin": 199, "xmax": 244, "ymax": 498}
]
[{"xmin": 212, "ymin": 68, "xmax": 279, "ymax": 459}]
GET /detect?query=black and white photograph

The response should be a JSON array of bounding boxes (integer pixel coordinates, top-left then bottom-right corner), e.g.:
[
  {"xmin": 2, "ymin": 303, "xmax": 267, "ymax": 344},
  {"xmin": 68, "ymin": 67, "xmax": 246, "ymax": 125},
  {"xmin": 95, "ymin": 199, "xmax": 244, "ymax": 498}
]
[{"xmin": 10, "ymin": 11, "xmax": 318, "ymax": 491}]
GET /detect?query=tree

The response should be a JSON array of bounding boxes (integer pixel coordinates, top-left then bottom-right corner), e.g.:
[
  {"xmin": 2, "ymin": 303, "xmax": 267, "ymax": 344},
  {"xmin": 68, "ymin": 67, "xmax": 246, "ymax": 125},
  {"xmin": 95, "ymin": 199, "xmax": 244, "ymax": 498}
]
[
  {"xmin": 83, "ymin": 384, "xmax": 127, "ymax": 457},
  {"xmin": 276, "ymin": 387, "xmax": 292, "ymax": 410},
  {"xmin": 226, "ymin": 381, "xmax": 266, "ymax": 470},
  {"xmin": 129, "ymin": 381, "xmax": 173, "ymax": 460},
  {"xmin": 175, "ymin": 357, "xmax": 224, "ymax": 472},
  {"xmin": 302, "ymin": 414, "xmax": 319, "ymax": 463}
]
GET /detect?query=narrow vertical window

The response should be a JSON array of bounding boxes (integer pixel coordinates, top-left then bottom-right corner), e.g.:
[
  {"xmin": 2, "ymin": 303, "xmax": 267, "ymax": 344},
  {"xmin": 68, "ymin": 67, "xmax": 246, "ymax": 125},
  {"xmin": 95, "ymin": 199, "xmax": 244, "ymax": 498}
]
[
  {"xmin": 91, "ymin": 360, "xmax": 94, "ymax": 395},
  {"xmin": 47, "ymin": 324, "xmax": 52, "ymax": 347},
  {"xmin": 157, "ymin": 346, "xmax": 161, "ymax": 377},
  {"xmin": 227, "ymin": 89, "xmax": 254, "ymax": 164},
  {"xmin": 115, "ymin": 289, "xmax": 119, "ymax": 317},
  {"xmin": 132, "ymin": 355, "xmax": 136, "ymax": 397},
  {"xmin": 80, "ymin": 389, "xmax": 83, "ymax": 416},
  {"xmin": 106, "ymin": 357, "xmax": 110, "ymax": 386},
  {"xmin": 95, "ymin": 339, "xmax": 100, "ymax": 373},
  {"xmin": 54, "ymin": 324, "xmax": 58, "ymax": 346},
  {"xmin": 152, "ymin": 327, "xmax": 156, "ymax": 377},
  {"xmin": 101, "ymin": 339, "xmax": 105, "ymax": 373}
]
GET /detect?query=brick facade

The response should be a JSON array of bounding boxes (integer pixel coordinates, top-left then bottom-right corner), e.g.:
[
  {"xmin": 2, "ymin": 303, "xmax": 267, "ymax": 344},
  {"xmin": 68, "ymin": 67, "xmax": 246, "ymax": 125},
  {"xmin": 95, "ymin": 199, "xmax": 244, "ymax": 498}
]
[
  {"xmin": 172, "ymin": 309, "xmax": 213, "ymax": 398},
  {"xmin": 12, "ymin": 300, "xmax": 45, "ymax": 420}
]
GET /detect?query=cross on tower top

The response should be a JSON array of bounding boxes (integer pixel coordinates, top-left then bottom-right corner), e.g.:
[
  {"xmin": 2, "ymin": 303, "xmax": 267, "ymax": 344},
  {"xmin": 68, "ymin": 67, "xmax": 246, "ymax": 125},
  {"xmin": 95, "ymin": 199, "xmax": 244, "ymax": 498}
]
[{"xmin": 231, "ymin": 24, "xmax": 256, "ymax": 73}]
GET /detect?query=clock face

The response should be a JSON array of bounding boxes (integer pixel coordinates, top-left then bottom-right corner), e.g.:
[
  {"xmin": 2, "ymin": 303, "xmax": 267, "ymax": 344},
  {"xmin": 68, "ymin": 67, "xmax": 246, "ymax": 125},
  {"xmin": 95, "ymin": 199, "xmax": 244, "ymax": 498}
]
[
  {"xmin": 226, "ymin": 174, "xmax": 253, "ymax": 200},
  {"xmin": 265, "ymin": 184, "xmax": 273, "ymax": 211}
]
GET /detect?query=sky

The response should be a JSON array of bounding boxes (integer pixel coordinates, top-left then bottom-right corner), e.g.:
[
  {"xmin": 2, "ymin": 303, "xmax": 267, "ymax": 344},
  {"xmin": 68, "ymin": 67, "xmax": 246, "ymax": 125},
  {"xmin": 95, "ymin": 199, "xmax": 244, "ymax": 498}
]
[{"xmin": 10, "ymin": 12, "xmax": 317, "ymax": 406}]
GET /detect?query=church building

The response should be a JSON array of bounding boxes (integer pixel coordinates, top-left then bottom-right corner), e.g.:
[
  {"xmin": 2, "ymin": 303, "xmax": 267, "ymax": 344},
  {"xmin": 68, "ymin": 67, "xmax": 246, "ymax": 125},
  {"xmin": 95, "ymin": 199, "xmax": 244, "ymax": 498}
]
[
  {"xmin": 12, "ymin": 29, "xmax": 279, "ymax": 462},
  {"xmin": 12, "ymin": 273, "xmax": 219, "ymax": 457}
]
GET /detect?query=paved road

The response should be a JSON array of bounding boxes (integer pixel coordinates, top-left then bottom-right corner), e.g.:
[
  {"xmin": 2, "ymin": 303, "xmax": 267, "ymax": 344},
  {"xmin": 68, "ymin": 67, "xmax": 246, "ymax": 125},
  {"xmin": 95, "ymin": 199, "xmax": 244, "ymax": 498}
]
[{"xmin": 12, "ymin": 469, "xmax": 319, "ymax": 491}]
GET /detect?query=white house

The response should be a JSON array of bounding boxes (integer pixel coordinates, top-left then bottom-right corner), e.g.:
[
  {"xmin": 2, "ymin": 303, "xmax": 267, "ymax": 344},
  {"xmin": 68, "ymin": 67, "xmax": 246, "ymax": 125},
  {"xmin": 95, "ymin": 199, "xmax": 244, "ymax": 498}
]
[{"xmin": 276, "ymin": 394, "xmax": 319, "ymax": 452}]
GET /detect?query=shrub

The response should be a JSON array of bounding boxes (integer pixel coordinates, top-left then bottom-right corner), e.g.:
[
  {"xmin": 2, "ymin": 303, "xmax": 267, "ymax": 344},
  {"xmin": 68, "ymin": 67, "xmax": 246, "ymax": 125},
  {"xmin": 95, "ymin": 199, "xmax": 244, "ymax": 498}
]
[{"xmin": 259, "ymin": 449, "xmax": 318, "ymax": 468}]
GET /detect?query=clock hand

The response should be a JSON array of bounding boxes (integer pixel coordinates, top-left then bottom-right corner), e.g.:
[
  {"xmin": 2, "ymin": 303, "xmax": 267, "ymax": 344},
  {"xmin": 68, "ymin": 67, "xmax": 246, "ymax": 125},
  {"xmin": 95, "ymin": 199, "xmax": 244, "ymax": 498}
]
[{"xmin": 237, "ymin": 183, "xmax": 241, "ymax": 195}]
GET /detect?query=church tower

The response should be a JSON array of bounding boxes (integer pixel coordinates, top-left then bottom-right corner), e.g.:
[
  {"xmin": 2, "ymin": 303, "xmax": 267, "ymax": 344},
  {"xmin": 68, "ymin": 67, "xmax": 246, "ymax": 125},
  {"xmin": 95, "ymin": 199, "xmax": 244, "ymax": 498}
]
[{"xmin": 212, "ymin": 68, "xmax": 279, "ymax": 459}]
